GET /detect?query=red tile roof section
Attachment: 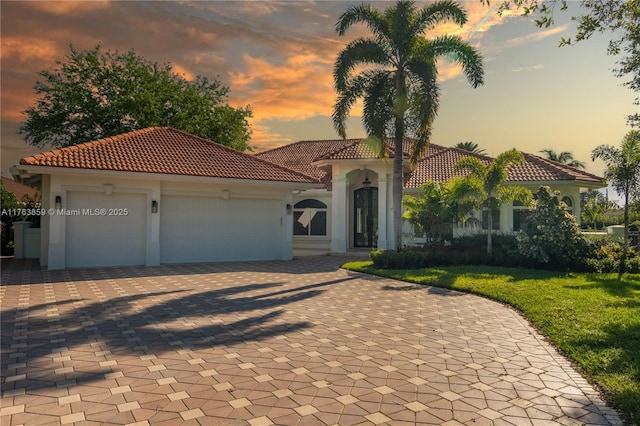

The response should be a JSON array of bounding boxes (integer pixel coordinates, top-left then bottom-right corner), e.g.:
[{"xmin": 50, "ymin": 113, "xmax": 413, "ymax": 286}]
[
  {"xmin": 256, "ymin": 138, "xmax": 447, "ymax": 187},
  {"xmin": 405, "ymin": 148, "xmax": 603, "ymax": 188},
  {"xmin": 20, "ymin": 127, "xmax": 320, "ymax": 184},
  {"xmin": 1, "ymin": 176, "xmax": 39, "ymax": 201}
]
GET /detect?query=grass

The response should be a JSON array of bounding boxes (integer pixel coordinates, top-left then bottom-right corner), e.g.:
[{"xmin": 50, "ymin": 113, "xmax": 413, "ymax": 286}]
[{"xmin": 342, "ymin": 261, "xmax": 640, "ymax": 425}]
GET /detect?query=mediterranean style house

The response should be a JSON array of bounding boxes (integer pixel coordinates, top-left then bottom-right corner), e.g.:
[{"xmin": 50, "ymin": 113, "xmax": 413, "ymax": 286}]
[
  {"xmin": 256, "ymin": 137, "xmax": 604, "ymax": 253},
  {"xmin": 12, "ymin": 127, "xmax": 604, "ymax": 269}
]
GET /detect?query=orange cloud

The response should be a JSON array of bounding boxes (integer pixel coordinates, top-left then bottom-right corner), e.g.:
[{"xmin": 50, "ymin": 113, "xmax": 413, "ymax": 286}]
[
  {"xmin": 1, "ymin": 37, "xmax": 60, "ymax": 64},
  {"xmin": 230, "ymin": 52, "xmax": 336, "ymax": 121},
  {"xmin": 21, "ymin": 1, "xmax": 110, "ymax": 15}
]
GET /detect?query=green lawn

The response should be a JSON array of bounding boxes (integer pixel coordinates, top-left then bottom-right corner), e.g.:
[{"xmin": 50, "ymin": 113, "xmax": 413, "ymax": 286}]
[{"xmin": 342, "ymin": 261, "xmax": 640, "ymax": 425}]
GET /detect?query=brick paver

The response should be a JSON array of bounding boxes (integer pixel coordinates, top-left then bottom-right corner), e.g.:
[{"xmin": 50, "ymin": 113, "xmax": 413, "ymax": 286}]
[{"xmin": 1, "ymin": 257, "xmax": 622, "ymax": 425}]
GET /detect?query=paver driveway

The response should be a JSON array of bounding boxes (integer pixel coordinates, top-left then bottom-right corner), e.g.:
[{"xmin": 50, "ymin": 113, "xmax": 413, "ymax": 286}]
[{"xmin": 1, "ymin": 257, "xmax": 621, "ymax": 425}]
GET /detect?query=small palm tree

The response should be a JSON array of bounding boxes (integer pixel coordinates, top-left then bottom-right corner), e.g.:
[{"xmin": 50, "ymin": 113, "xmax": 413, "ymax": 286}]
[
  {"xmin": 455, "ymin": 141, "xmax": 486, "ymax": 154},
  {"xmin": 403, "ymin": 177, "xmax": 482, "ymax": 246},
  {"xmin": 592, "ymin": 130, "xmax": 640, "ymax": 275},
  {"xmin": 454, "ymin": 149, "xmax": 532, "ymax": 255},
  {"xmin": 539, "ymin": 149, "xmax": 586, "ymax": 169},
  {"xmin": 333, "ymin": 0, "xmax": 484, "ymax": 250}
]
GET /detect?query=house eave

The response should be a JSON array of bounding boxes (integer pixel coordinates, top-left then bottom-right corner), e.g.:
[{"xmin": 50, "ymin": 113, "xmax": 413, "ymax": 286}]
[{"xmin": 12, "ymin": 164, "xmax": 323, "ymax": 190}]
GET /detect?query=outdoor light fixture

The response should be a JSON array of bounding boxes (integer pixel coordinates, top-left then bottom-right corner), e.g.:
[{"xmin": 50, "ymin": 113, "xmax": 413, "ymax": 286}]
[
  {"xmin": 151, "ymin": 200, "xmax": 158, "ymax": 213},
  {"xmin": 362, "ymin": 171, "xmax": 371, "ymax": 189},
  {"xmin": 103, "ymin": 184, "xmax": 114, "ymax": 195},
  {"xmin": 55, "ymin": 195, "xmax": 62, "ymax": 209},
  {"xmin": 286, "ymin": 204, "xmax": 293, "ymax": 215},
  {"xmin": 221, "ymin": 190, "xmax": 230, "ymax": 200}
]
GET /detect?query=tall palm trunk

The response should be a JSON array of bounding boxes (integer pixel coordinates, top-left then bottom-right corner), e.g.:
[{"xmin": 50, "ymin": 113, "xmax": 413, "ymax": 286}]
[
  {"xmin": 393, "ymin": 119, "xmax": 405, "ymax": 250},
  {"xmin": 393, "ymin": 70, "xmax": 408, "ymax": 250}
]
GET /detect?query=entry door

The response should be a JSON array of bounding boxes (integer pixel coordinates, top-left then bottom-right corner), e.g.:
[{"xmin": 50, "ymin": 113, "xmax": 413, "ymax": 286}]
[{"xmin": 354, "ymin": 187, "xmax": 378, "ymax": 248}]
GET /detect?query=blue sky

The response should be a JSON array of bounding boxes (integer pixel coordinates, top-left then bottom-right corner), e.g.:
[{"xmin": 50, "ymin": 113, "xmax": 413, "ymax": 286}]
[{"xmin": 1, "ymin": 1, "xmax": 636, "ymax": 196}]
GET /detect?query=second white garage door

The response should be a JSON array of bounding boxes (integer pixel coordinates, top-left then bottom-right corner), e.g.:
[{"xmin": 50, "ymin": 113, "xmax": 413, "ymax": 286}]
[{"xmin": 160, "ymin": 195, "xmax": 283, "ymax": 263}]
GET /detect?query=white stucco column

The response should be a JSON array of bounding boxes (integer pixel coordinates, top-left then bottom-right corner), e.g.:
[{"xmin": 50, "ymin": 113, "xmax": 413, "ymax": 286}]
[
  {"xmin": 377, "ymin": 175, "xmax": 388, "ymax": 250},
  {"xmin": 331, "ymin": 174, "xmax": 348, "ymax": 253}
]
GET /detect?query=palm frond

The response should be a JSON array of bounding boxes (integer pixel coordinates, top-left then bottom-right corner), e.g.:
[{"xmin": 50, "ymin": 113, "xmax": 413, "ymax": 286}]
[
  {"xmin": 336, "ymin": 3, "xmax": 388, "ymax": 39},
  {"xmin": 429, "ymin": 35, "xmax": 484, "ymax": 88},
  {"xmin": 413, "ymin": 0, "xmax": 467, "ymax": 33},
  {"xmin": 334, "ymin": 38, "xmax": 390, "ymax": 91}
]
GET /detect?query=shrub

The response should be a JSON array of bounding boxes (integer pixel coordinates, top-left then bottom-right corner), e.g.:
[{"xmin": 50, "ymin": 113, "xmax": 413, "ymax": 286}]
[{"xmin": 517, "ymin": 186, "xmax": 590, "ymax": 270}]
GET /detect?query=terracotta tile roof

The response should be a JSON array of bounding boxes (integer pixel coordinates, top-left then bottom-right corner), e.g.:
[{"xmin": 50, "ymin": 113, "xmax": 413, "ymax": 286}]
[
  {"xmin": 1, "ymin": 176, "xmax": 39, "ymax": 201},
  {"xmin": 256, "ymin": 138, "xmax": 446, "ymax": 187},
  {"xmin": 405, "ymin": 148, "xmax": 604, "ymax": 188},
  {"xmin": 255, "ymin": 139, "xmax": 348, "ymax": 185},
  {"xmin": 19, "ymin": 127, "xmax": 319, "ymax": 184}
]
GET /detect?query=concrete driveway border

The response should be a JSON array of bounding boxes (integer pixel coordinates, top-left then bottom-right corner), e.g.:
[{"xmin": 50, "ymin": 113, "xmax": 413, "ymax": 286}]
[{"xmin": 1, "ymin": 257, "xmax": 622, "ymax": 425}]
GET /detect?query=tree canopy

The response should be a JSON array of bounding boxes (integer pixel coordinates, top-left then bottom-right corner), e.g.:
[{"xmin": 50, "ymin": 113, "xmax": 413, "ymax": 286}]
[
  {"xmin": 454, "ymin": 149, "xmax": 532, "ymax": 254},
  {"xmin": 20, "ymin": 44, "xmax": 253, "ymax": 151},
  {"xmin": 456, "ymin": 141, "xmax": 486, "ymax": 154},
  {"xmin": 592, "ymin": 129, "xmax": 640, "ymax": 274},
  {"xmin": 333, "ymin": 0, "xmax": 484, "ymax": 249},
  {"xmin": 539, "ymin": 148, "xmax": 586, "ymax": 169}
]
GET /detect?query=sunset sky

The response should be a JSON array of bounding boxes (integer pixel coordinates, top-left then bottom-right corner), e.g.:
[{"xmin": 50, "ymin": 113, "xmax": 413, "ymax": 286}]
[{"xmin": 1, "ymin": 1, "xmax": 636, "ymax": 192}]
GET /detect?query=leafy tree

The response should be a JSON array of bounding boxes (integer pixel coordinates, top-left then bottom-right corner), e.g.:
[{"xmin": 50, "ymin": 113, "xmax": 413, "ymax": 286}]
[
  {"xmin": 403, "ymin": 177, "xmax": 482, "ymax": 246},
  {"xmin": 592, "ymin": 130, "xmax": 640, "ymax": 275},
  {"xmin": 455, "ymin": 141, "xmax": 486, "ymax": 154},
  {"xmin": 516, "ymin": 186, "xmax": 589, "ymax": 269},
  {"xmin": 20, "ymin": 44, "xmax": 253, "ymax": 151},
  {"xmin": 333, "ymin": 0, "xmax": 484, "ymax": 250},
  {"xmin": 580, "ymin": 189, "xmax": 616, "ymax": 229},
  {"xmin": 539, "ymin": 148, "xmax": 586, "ymax": 169},
  {"xmin": 486, "ymin": 0, "xmax": 640, "ymax": 126},
  {"xmin": 454, "ymin": 149, "xmax": 532, "ymax": 255}
]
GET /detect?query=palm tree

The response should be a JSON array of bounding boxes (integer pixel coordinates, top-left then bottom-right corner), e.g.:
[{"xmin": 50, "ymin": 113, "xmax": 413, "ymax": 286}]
[
  {"xmin": 403, "ymin": 177, "xmax": 482, "ymax": 246},
  {"xmin": 456, "ymin": 141, "xmax": 486, "ymax": 154},
  {"xmin": 333, "ymin": 0, "xmax": 484, "ymax": 250},
  {"xmin": 591, "ymin": 130, "xmax": 640, "ymax": 275},
  {"xmin": 454, "ymin": 149, "xmax": 532, "ymax": 255},
  {"xmin": 539, "ymin": 149, "xmax": 586, "ymax": 169}
]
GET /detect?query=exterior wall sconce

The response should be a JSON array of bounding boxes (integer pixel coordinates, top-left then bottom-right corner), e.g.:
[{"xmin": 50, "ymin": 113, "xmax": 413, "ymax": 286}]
[
  {"xmin": 55, "ymin": 195, "xmax": 62, "ymax": 209},
  {"xmin": 151, "ymin": 200, "xmax": 158, "ymax": 213},
  {"xmin": 362, "ymin": 171, "xmax": 371, "ymax": 189},
  {"xmin": 286, "ymin": 204, "xmax": 293, "ymax": 215},
  {"xmin": 222, "ymin": 190, "xmax": 230, "ymax": 200},
  {"xmin": 103, "ymin": 184, "xmax": 114, "ymax": 195}
]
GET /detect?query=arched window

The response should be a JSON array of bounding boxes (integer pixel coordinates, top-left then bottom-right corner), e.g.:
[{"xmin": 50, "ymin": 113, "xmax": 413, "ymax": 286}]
[{"xmin": 293, "ymin": 199, "xmax": 327, "ymax": 236}]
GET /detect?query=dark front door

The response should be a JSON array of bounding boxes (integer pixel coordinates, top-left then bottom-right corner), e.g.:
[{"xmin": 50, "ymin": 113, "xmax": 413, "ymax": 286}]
[{"xmin": 354, "ymin": 187, "xmax": 378, "ymax": 248}]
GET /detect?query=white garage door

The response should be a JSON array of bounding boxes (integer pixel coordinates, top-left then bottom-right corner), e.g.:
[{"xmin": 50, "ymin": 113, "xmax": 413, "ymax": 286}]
[
  {"xmin": 160, "ymin": 195, "xmax": 283, "ymax": 263},
  {"xmin": 65, "ymin": 192, "xmax": 147, "ymax": 268}
]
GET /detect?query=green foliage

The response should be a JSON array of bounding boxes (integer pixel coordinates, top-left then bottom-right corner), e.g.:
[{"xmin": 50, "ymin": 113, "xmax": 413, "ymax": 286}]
[
  {"xmin": 333, "ymin": 0, "xmax": 484, "ymax": 249},
  {"xmin": 403, "ymin": 178, "xmax": 480, "ymax": 246},
  {"xmin": 539, "ymin": 148, "xmax": 585, "ymax": 169},
  {"xmin": 1, "ymin": 182, "xmax": 41, "ymax": 255},
  {"xmin": 455, "ymin": 141, "xmax": 486, "ymax": 154},
  {"xmin": 580, "ymin": 189, "xmax": 618, "ymax": 229},
  {"xmin": 20, "ymin": 44, "xmax": 253, "ymax": 151},
  {"xmin": 370, "ymin": 234, "xmax": 527, "ymax": 269},
  {"xmin": 454, "ymin": 149, "xmax": 532, "ymax": 255},
  {"xmin": 592, "ymin": 130, "xmax": 640, "ymax": 276},
  {"xmin": 516, "ymin": 186, "xmax": 589, "ymax": 269}
]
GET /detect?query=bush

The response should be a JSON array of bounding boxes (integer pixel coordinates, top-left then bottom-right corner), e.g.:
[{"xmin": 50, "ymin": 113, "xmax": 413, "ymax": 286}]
[{"xmin": 517, "ymin": 186, "xmax": 590, "ymax": 270}]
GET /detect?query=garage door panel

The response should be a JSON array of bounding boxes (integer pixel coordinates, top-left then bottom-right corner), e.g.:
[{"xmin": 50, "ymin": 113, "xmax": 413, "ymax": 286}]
[
  {"xmin": 65, "ymin": 192, "xmax": 147, "ymax": 268},
  {"xmin": 160, "ymin": 195, "xmax": 282, "ymax": 263}
]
